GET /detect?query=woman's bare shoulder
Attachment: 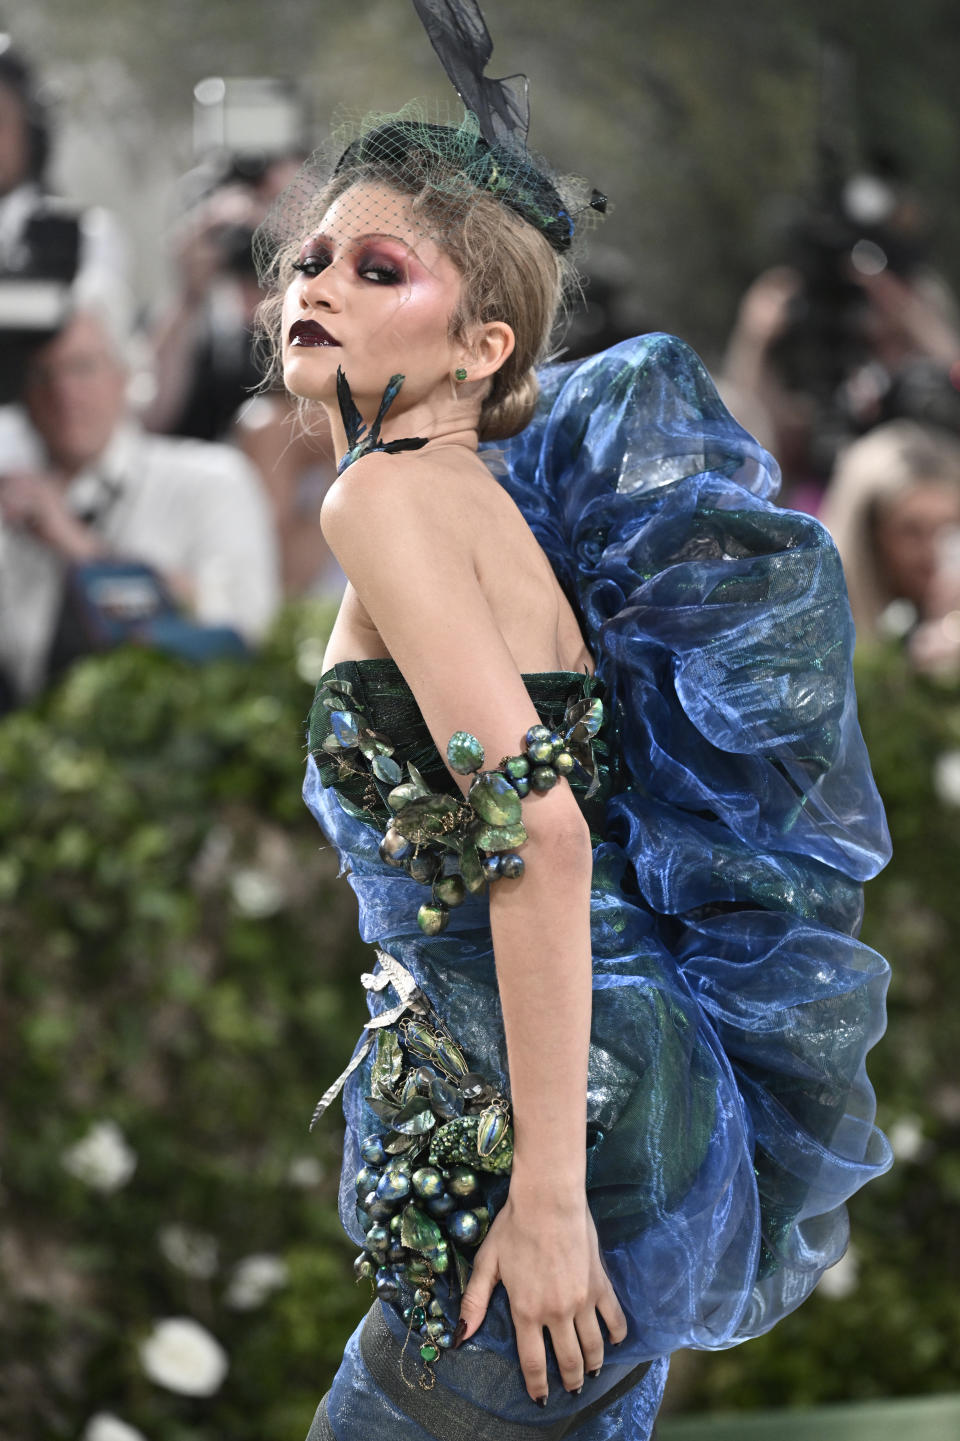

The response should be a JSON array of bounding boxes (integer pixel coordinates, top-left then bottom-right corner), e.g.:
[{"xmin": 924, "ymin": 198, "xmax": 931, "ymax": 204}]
[{"xmin": 320, "ymin": 447, "xmax": 490, "ymax": 554}]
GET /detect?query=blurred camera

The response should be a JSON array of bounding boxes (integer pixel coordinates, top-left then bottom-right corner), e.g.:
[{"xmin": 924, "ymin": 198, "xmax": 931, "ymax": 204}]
[
  {"xmin": 0, "ymin": 198, "xmax": 81, "ymax": 403},
  {"xmin": 48, "ymin": 558, "xmax": 249, "ymax": 685},
  {"xmin": 176, "ymin": 76, "xmax": 308, "ymax": 280},
  {"xmin": 192, "ymin": 75, "xmax": 307, "ymax": 180},
  {"xmin": 883, "ymin": 358, "xmax": 960, "ymax": 435},
  {"xmin": 210, "ymin": 219, "xmax": 258, "ymax": 278}
]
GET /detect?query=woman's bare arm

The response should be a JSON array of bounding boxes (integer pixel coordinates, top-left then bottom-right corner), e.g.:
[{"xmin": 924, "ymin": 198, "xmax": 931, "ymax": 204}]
[{"xmin": 321, "ymin": 452, "xmax": 626, "ymax": 1403}]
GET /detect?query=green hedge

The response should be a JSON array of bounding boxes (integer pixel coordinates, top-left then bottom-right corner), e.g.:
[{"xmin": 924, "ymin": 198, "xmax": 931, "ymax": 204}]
[
  {"xmin": 1, "ymin": 621, "xmax": 956, "ymax": 1436},
  {"xmin": 0, "ymin": 607, "xmax": 371, "ymax": 1441}
]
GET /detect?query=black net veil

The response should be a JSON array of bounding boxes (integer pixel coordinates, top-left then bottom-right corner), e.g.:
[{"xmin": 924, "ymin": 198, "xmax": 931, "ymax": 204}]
[{"xmin": 253, "ymin": 102, "xmax": 601, "ymax": 277}]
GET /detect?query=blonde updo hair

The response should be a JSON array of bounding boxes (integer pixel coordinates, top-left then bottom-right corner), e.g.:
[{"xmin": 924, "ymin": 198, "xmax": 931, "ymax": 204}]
[{"xmin": 257, "ymin": 162, "xmax": 574, "ymax": 442}]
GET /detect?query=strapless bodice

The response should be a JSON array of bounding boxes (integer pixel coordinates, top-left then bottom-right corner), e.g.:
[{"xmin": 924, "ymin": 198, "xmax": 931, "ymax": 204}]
[{"xmin": 307, "ymin": 657, "xmax": 616, "ymax": 837}]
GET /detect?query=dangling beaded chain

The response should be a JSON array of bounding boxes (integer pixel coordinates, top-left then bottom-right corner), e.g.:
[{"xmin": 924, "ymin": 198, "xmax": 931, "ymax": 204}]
[
  {"xmin": 351, "ymin": 994, "xmax": 512, "ymax": 1383},
  {"xmin": 314, "ymin": 679, "xmax": 604, "ymax": 935}
]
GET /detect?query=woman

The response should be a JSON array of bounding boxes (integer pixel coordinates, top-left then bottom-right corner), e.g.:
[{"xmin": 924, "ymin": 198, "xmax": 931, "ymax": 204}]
[
  {"xmin": 257, "ymin": 106, "xmax": 892, "ymax": 1441},
  {"xmin": 821, "ymin": 419, "xmax": 960, "ymax": 672}
]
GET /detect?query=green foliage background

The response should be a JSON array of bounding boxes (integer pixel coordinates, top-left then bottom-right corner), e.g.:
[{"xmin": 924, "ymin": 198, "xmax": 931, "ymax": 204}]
[
  {"xmin": 1, "ymin": 614, "xmax": 958, "ymax": 1436},
  {"xmin": 0, "ymin": 607, "xmax": 372, "ymax": 1440},
  {"xmin": 8, "ymin": 0, "xmax": 960, "ymax": 355}
]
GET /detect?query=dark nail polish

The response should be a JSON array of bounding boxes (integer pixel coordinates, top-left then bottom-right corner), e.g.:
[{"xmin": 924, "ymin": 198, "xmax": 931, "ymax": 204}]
[
  {"xmin": 534, "ymin": 1396, "xmax": 547, "ymax": 1408},
  {"xmin": 453, "ymin": 1320, "xmax": 467, "ymax": 1349},
  {"xmin": 588, "ymin": 1367, "xmax": 602, "ymax": 1378}
]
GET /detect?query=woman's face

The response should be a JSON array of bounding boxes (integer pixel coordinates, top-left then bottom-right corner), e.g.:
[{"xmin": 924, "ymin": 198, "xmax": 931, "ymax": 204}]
[
  {"xmin": 281, "ymin": 181, "xmax": 465, "ymax": 415},
  {"xmin": 873, "ymin": 479, "xmax": 960, "ymax": 612}
]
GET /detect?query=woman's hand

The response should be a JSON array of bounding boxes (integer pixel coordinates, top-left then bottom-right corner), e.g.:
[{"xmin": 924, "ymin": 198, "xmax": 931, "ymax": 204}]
[
  {"xmin": 456, "ymin": 1185, "xmax": 627, "ymax": 1406},
  {"xmin": 733, "ymin": 266, "xmax": 801, "ymax": 352},
  {"xmin": 0, "ymin": 471, "xmax": 103, "ymax": 561}
]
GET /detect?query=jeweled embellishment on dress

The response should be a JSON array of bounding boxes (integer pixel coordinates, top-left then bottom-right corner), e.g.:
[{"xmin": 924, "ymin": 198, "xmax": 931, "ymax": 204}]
[
  {"xmin": 312, "ymin": 673, "xmax": 604, "ymax": 934},
  {"xmin": 351, "ymin": 1013, "xmax": 511, "ymax": 1372}
]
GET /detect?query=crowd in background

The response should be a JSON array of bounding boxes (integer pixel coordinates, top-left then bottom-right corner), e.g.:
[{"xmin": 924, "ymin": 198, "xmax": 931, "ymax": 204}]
[
  {"xmin": 4, "ymin": 35, "xmax": 960, "ymax": 711},
  {"xmin": 0, "ymin": 40, "xmax": 339, "ymax": 714}
]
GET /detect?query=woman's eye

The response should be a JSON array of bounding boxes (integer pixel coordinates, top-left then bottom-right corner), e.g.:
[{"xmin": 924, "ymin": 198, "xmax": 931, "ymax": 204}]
[
  {"xmin": 360, "ymin": 262, "xmax": 403, "ymax": 285},
  {"xmin": 292, "ymin": 253, "xmax": 329, "ymax": 277}
]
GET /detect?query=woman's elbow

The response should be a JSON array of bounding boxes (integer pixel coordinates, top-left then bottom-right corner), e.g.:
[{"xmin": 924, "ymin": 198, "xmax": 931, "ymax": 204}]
[{"xmin": 521, "ymin": 790, "xmax": 593, "ymax": 870}]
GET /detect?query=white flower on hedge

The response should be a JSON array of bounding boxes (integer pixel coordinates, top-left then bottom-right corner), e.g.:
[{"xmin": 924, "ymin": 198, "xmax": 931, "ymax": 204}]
[
  {"xmin": 877, "ymin": 598, "xmax": 917, "ymax": 640},
  {"xmin": 158, "ymin": 1224, "xmax": 219, "ymax": 1280},
  {"xmin": 287, "ymin": 1155, "xmax": 324, "ymax": 1188},
  {"xmin": 62, "ymin": 1120, "xmax": 136, "ymax": 1193},
  {"xmin": 933, "ymin": 750, "xmax": 960, "ymax": 807},
  {"xmin": 139, "ymin": 1316, "xmax": 228, "ymax": 1396},
  {"xmin": 888, "ymin": 1114, "xmax": 927, "ymax": 1163},
  {"xmin": 817, "ymin": 1244, "xmax": 859, "ymax": 1300},
  {"xmin": 229, "ymin": 867, "xmax": 285, "ymax": 917},
  {"xmin": 82, "ymin": 1414, "xmax": 148, "ymax": 1441},
  {"xmin": 296, "ymin": 636, "xmax": 327, "ymax": 684},
  {"xmin": 224, "ymin": 1253, "xmax": 289, "ymax": 1310}
]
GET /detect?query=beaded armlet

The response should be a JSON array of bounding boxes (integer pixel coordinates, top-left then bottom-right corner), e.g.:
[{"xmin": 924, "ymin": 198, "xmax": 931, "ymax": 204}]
[{"xmin": 315, "ymin": 679, "xmax": 604, "ymax": 934}]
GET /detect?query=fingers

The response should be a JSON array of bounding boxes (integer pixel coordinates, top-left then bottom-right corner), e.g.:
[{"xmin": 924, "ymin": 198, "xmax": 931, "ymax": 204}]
[
  {"xmin": 455, "ymin": 1237, "xmax": 499, "ymax": 1346},
  {"xmin": 596, "ymin": 1276, "xmax": 629, "ymax": 1347},
  {"xmin": 460, "ymin": 1205, "xmax": 629, "ymax": 1406},
  {"xmin": 573, "ymin": 1308, "xmax": 605, "ymax": 1380},
  {"xmin": 525, "ymin": 1302, "xmax": 622, "ymax": 1404},
  {"xmin": 550, "ymin": 1318, "xmax": 585, "ymax": 1395},
  {"xmin": 515, "ymin": 1319, "xmax": 549, "ymax": 1405}
]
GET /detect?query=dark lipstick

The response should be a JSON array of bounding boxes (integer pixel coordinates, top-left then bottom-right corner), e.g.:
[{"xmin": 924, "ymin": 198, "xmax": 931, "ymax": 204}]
[{"xmin": 289, "ymin": 320, "xmax": 340, "ymax": 347}]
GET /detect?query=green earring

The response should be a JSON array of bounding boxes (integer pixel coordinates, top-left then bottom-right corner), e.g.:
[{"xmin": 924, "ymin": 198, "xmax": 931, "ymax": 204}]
[{"xmin": 454, "ymin": 367, "xmax": 468, "ymax": 381}]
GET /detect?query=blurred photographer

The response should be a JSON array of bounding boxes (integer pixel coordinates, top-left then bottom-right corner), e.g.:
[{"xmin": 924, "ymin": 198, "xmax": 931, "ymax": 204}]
[
  {"xmin": 143, "ymin": 78, "xmax": 308, "ymax": 443},
  {"xmin": 723, "ymin": 166, "xmax": 960, "ymax": 512},
  {"xmin": 0, "ymin": 37, "xmax": 130, "ymax": 402},
  {"xmin": 142, "ymin": 75, "xmax": 345, "ymax": 597},
  {"xmin": 141, "ymin": 172, "xmax": 268, "ymax": 442},
  {"xmin": 723, "ymin": 36, "xmax": 960, "ymax": 510},
  {"xmin": 0, "ymin": 306, "xmax": 280, "ymax": 706}
]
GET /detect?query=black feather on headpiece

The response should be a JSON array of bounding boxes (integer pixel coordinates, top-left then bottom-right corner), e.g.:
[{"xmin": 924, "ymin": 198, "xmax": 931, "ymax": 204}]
[
  {"xmin": 407, "ymin": 0, "xmax": 608, "ymax": 240},
  {"xmin": 254, "ymin": 0, "xmax": 607, "ymax": 290},
  {"xmin": 410, "ymin": 0, "xmax": 530, "ymax": 153}
]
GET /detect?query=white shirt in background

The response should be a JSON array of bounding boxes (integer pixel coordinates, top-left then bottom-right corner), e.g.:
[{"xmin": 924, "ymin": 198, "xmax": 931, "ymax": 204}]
[{"xmin": 0, "ymin": 413, "xmax": 280, "ymax": 699}]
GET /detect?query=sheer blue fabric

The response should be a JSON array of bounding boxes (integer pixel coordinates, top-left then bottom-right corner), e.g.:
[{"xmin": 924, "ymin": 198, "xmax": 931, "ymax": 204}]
[{"xmin": 303, "ymin": 333, "xmax": 892, "ymax": 1440}]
